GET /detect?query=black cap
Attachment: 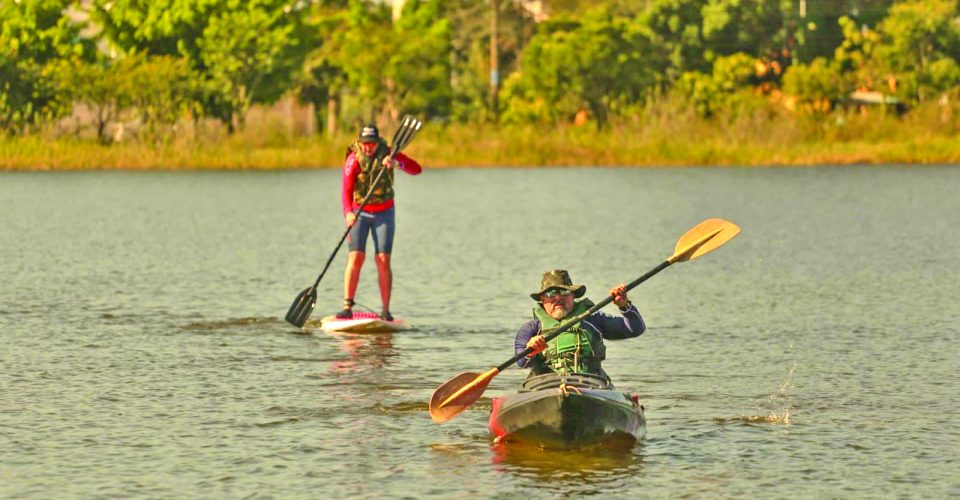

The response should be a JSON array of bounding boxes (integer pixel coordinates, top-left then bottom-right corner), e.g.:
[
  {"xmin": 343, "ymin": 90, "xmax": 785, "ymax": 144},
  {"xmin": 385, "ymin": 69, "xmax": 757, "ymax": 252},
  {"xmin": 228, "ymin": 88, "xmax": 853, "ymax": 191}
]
[{"xmin": 359, "ymin": 124, "xmax": 379, "ymax": 143}]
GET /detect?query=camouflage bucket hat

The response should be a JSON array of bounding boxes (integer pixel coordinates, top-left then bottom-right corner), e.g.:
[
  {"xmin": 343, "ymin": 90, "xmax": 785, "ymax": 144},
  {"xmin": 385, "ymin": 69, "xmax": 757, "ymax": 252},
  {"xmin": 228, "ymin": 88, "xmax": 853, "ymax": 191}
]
[{"xmin": 530, "ymin": 269, "xmax": 586, "ymax": 301}]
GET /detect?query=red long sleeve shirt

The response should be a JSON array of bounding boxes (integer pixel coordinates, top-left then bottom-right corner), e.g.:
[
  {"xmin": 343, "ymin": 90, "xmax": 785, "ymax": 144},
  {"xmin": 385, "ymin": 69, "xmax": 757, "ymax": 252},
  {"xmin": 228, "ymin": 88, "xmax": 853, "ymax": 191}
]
[{"xmin": 341, "ymin": 151, "xmax": 422, "ymax": 215}]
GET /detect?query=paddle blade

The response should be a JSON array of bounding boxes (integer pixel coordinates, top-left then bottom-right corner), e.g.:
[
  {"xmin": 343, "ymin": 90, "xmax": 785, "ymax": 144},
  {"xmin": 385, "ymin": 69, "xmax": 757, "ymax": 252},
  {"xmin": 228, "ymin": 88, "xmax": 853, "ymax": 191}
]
[
  {"xmin": 429, "ymin": 368, "xmax": 499, "ymax": 423},
  {"xmin": 390, "ymin": 115, "xmax": 412, "ymax": 146},
  {"xmin": 390, "ymin": 116, "xmax": 421, "ymax": 156},
  {"xmin": 669, "ymin": 218, "xmax": 741, "ymax": 264},
  {"xmin": 285, "ymin": 287, "xmax": 317, "ymax": 327}
]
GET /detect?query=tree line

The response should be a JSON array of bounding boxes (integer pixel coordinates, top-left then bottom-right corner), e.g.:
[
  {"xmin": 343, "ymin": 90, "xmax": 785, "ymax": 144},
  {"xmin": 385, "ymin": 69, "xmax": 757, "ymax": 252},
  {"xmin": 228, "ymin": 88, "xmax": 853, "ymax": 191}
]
[{"xmin": 2, "ymin": 0, "xmax": 958, "ymax": 143}]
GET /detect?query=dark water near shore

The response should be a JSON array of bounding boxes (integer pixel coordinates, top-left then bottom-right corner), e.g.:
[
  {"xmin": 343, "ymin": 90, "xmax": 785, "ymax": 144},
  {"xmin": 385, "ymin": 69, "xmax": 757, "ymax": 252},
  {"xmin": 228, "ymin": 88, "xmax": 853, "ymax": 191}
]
[{"xmin": 2, "ymin": 166, "xmax": 958, "ymax": 498}]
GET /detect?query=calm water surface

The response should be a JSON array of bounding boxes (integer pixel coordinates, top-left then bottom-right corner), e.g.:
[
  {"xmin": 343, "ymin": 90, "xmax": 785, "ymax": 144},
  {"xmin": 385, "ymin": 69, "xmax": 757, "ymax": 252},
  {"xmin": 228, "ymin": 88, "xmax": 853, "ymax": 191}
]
[{"xmin": 2, "ymin": 167, "xmax": 958, "ymax": 498}]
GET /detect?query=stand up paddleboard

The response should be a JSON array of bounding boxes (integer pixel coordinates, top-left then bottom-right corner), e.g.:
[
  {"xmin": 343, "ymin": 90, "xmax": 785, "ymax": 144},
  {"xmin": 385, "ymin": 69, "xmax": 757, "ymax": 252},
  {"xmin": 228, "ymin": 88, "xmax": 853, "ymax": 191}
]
[{"xmin": 318, "ymin": 311, "xmax": 413, "ymax": 334}]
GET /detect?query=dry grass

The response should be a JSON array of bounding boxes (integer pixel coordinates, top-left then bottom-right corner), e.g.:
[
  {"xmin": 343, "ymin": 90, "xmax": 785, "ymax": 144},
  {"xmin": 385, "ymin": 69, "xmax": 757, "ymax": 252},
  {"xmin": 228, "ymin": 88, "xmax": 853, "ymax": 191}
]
[{"xmin": 4, "ymin": 102, "xmax": 960, "ymax": 170}]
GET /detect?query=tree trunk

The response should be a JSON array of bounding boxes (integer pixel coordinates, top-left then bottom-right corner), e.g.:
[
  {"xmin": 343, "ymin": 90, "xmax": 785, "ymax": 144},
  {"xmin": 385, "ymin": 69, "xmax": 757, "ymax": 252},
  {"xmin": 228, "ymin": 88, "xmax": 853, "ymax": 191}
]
[
  {"xmin": 96, "ymin": 106, "xmax": 109, "ymax": 144},
  {"xmin": 305, "ymin": 101, "xmax": 315, "ymax": 136},
  {"xmin": 384, "ymin": 77, "xmax": 397, "ymax": 121},
  {"xmin": 490, "ymin": 0, "xmax": 499, "ymax": 122},
  {"xmin": 326, "ymin": 95, "xmax": 338, "ymax": 138}
]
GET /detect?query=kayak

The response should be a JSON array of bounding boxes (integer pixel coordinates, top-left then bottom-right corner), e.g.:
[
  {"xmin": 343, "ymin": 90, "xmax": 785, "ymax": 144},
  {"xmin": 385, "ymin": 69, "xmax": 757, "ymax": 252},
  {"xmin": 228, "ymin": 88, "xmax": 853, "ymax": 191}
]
[
  {"xmin": 318, "ymin": 311, "xmax": 412, "ymax": 334},
  {"xmin": 488, "ymin": 372, "xmax": 645, "ymax": 449}
]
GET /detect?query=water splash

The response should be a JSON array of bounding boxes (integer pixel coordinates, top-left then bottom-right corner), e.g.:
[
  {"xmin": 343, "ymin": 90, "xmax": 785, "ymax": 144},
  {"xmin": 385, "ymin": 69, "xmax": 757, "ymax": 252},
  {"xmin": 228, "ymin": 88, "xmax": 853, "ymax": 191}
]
[
  {"xmin": 718, "ymin": 348, "xmax": 797, "ymax": 426},
  {"xmin": 763, "ymin": 348, "xmax": 798, "ymax": 424}
]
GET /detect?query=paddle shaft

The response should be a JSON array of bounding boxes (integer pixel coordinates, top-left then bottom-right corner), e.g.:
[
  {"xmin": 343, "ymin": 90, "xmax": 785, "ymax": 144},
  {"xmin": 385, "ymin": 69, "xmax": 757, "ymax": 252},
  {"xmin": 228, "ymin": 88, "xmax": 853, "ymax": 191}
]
[{"xmin": 496, "ymin": 259, "xmax": 671, "ymax": 372}]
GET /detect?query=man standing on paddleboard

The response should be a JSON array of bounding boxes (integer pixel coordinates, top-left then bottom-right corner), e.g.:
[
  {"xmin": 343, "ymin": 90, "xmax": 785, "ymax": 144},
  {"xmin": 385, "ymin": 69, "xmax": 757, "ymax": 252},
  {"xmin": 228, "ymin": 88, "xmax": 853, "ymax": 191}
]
[
  {"xmin": 517, "ymin": 270, "xmax": 645, "ymax": 379},
  {"xmin": 338, "ymin": 123, "xmax": 422, "ymax": 321}
]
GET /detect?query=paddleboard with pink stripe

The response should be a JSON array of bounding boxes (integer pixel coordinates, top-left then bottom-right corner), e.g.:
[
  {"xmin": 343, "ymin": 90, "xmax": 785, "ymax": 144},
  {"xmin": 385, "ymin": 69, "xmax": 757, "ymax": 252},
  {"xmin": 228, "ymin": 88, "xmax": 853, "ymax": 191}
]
[{"xmin": 318, "ymin": 311, "xmax": 413, "ymax": 333}]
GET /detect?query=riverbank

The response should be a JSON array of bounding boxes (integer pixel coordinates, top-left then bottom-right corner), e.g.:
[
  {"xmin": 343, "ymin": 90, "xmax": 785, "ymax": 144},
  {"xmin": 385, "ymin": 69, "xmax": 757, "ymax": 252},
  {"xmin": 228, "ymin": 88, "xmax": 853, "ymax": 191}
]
[{"xmin": 4, "ymin": 112, "xmax": 960, "ymax": 170}]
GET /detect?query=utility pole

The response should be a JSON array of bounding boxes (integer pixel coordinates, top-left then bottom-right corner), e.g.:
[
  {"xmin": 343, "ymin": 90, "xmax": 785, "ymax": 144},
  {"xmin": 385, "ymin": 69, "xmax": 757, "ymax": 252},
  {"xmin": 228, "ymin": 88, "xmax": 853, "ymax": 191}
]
[{"xmin": 490, "ymin": 0, "xmax": 499, "ymax": 122}]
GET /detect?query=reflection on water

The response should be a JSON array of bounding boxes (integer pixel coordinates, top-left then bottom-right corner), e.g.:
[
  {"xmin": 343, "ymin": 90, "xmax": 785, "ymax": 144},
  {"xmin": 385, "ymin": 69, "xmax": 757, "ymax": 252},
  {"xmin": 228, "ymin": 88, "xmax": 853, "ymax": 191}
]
[
  {"xmin": 180, "ymin": 316, "xmax": 281, "ymax": 332},
  {"xmin": 326, "ymin": 332, "xmax": 397, "ymax": 374},
  {"xmin": 491, "ymin": 441, "xmax": 644, "ymax": 490}
]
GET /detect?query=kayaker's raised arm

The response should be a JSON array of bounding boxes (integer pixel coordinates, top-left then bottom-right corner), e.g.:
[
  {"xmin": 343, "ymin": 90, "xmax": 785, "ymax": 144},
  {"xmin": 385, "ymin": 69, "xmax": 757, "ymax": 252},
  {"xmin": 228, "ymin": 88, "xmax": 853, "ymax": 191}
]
[
  {"xmin": 583, "ymin": 284, "xmax": 645, "ymax": 340},
  {"xmin": 583, "ymin": 303, "xmax": 645, "ymax": 340}
]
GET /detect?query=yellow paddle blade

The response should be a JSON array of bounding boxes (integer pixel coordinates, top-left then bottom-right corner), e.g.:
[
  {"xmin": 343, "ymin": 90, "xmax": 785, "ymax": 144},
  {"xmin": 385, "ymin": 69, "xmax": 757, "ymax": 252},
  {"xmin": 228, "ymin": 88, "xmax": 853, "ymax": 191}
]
[
  {"xmin": 429, "ymin": 368, "xmax": 500, "ymax": 423},
  {"xmin": 669, "ymin": 218, "xmax": 741, "ymax": 264}
]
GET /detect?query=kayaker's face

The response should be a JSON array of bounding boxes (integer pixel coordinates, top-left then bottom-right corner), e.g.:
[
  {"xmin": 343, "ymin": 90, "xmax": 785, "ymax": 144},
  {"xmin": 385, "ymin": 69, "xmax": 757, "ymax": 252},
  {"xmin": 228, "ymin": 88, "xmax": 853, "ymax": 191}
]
[
  {"xmin": 541, "ymin": 288, "xmax": 574, "ymax": 320},
  {"xmin": 359, "ymin": 140, "xmax": 378, "ymax": 157}
]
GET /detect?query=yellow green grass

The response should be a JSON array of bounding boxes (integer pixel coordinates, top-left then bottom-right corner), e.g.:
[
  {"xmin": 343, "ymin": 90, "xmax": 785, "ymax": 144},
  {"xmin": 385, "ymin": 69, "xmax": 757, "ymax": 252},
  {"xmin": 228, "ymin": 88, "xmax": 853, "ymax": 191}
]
[{"xmin": 4, "ymin": 106, "xmax": 960, "ymax": 170}]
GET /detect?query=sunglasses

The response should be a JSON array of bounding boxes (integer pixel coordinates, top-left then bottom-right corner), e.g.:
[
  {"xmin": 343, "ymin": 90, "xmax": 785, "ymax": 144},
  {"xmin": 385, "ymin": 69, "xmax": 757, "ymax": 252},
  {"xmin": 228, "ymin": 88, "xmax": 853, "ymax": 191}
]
[{"xmin": 542, "ymin": 289, "xmax": 573, "ymax": 299}]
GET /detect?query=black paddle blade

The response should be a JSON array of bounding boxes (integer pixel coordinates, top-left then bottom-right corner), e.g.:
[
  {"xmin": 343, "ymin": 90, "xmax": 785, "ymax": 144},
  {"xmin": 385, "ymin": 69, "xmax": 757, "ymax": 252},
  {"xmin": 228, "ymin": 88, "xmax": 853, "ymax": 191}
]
[
  {"xmin": 395, "ymin": 119, "xmax": 421, "ymax": 154},
  {"xmin": 391, "ymin": 115, "xmax": 412, "ymax": 146},
  {"xmin": 285, "ymin": 287, "xmax": 317, "ymax": 327},
  {"xmin": 390, "ymin": 116, "xmax": 421, "ymax": 156}
]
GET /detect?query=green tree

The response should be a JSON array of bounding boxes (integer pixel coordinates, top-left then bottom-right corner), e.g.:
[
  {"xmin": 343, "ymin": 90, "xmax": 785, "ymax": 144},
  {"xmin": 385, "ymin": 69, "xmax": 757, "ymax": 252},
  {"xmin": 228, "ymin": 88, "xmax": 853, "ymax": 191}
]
[
  {"xmin": 674, "ymin": 52, "xmax": 762, "ymax": 117},
  {"xmin": 831, "ymin": 1, "xmax": 959, "ymax": 104},
  {"xmin": 639, "ymin": 0, "xmax": 710, "ymax": 79},
  {"xmin": 789, "ymin": 0, "xmax": 894, "ymax": 63},
  {"xmin": 296, "ymin": 3, "xmax": 348, "ymax": 135},
  {"xmin": 195, "ymin": 2, "xmax": 305, "ymax": 130},
  {"xmin": 502, "ymin": 9, "xmax": 660, "ymax": 127},
  {"xmin": 389, "ymin": 0, "xmax": 452, "ymax": 119},
  {"xmin": 317, "ymin": 0, "xmax": 453, "ymax": 123},
  {"xmin": 638, "ymin": 0, "xmax": 784, "ymax": 83},
  {"xmin": 700, "ymin": 0, "xmax": 783, "ymax": 60},
  {"xmin": 53, "ymin": 56, "xmax": 131, "ymax": 143},
  {"xmin": 446, "ymin": 0, "xmax": 537, "ymax": 123},
  {"xmin": 871, "ymin": 0, "xmax": 960, "ymax": 103},
  {"xmin": 782, "ymin": 56, "xmax": 848, "ymax": 111},
  {"xmin": 92, "ymin": 0, "xmax": 309, "ymax": 131},
  {"xmin": 126, "ymin": 54, "xmax": 195, "ymax": 139},
  {"xmin": 0, "ymin": 0, "xmax": 92, "ymax": 133},
  {"xmin": 327, "ymin": 0, "xmax": 394, "ymax": 121},
  {"xmin": 833, "ymin": 14, "xmax": 881, "ymax": 75}
]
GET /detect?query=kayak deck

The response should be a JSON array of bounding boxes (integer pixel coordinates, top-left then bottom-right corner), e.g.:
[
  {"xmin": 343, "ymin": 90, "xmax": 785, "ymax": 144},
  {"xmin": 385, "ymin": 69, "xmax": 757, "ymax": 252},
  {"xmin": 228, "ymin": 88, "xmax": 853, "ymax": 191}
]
[
  {"xmin": 318, "ymin": 311, "xmax": 413, "ymax": 333},
  {"xmin": 489, "ymin": 373, "xmax": 645, "ymax": 449}
]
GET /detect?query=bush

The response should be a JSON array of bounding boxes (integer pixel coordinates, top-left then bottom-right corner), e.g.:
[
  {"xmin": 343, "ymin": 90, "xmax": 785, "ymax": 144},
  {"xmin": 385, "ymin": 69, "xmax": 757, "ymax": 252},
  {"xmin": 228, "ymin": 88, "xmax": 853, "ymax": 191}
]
[{"xmin": 782, "ymin": 57, "xmax": 848, "ymax": 112}]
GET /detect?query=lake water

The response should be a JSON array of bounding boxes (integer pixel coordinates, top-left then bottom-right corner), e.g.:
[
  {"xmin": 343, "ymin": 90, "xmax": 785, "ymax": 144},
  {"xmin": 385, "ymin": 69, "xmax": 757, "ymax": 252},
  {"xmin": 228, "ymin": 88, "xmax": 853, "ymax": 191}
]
[{"xmin": 2, "ymin": 166, "xmax": 958, "ymax": 498}]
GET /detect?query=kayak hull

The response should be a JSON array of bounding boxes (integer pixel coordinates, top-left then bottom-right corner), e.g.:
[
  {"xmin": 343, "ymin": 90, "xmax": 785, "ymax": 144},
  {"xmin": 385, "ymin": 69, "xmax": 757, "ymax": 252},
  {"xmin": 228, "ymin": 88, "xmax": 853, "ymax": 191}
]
[
  {"xmin": 318, "ymin": 312, "xmax": 412, "ymax": 333},
  {"xmin": 489, "ymin": 373, "xmax": 645, "ymax": 449}
]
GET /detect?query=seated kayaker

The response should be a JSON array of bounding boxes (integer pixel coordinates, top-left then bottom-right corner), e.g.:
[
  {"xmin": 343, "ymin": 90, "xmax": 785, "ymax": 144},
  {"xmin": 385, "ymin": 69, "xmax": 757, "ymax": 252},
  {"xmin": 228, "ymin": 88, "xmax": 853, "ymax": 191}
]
[{"xmin": 516, "ymin": 269, "xmax": 645, "ymax": 379}]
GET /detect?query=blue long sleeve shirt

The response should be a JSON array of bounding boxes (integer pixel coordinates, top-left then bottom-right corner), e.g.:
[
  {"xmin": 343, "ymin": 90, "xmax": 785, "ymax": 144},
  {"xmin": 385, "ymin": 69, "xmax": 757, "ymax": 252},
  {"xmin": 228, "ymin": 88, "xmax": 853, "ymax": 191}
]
[{"xmin": 515, "ymin": 303, "xmax": 645, "ymax": 368}]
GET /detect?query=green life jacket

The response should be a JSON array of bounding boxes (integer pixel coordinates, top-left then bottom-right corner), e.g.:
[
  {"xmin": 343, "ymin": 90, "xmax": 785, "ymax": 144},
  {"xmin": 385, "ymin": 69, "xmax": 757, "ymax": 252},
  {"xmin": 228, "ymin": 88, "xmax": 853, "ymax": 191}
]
[
  {"xmin": 348, "ymin": 138, "xmax": 393, "ymax": 206},
  {"xmin": 532, "ymin": 299, "xmax": 606, "ymax": 376}
]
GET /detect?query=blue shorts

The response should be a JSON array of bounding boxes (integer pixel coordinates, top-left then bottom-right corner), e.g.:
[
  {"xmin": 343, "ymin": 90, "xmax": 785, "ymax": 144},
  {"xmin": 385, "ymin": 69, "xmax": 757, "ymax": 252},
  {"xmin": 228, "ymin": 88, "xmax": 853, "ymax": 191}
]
[{"xmin": 347, "ymin": 208, "xmax": 395, "ymax": 254}]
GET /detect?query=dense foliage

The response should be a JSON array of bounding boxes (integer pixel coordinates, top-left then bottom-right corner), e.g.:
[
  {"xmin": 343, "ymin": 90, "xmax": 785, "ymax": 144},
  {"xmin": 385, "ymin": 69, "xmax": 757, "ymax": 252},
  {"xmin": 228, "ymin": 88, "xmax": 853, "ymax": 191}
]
[{"xmin": 2, "ymin": 0, "xmax": 958, "ymax": 139}]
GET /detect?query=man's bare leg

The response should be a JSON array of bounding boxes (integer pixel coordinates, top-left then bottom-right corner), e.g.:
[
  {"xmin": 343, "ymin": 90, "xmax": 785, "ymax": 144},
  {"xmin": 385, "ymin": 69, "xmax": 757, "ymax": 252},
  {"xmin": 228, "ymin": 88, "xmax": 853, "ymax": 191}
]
[
  {"xmin": 375, "ymin": 253, "xmax": 392, "ymax": 319},
  {"xmin": 339, "ymin": 251, "xmax": 365, "ymax": 317}
]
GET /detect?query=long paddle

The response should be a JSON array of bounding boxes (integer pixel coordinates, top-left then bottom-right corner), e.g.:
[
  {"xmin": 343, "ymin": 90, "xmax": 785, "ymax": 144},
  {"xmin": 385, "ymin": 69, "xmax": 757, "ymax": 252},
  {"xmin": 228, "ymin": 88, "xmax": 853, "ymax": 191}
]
[
  {"xmin": 428, "ymin": 217, "xmax": 741, "ymax": 423},
  {"xmin": 285, "ymin": 115, "xmax": 423, "ymax": 327}
]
